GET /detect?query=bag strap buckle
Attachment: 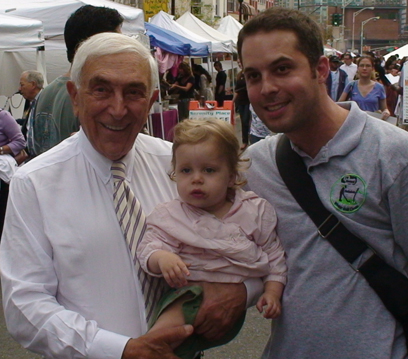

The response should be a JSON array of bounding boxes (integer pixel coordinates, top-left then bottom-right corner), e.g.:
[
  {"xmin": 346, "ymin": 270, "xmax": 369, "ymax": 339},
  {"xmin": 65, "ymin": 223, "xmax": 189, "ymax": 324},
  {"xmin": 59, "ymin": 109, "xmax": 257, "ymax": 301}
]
[{"xmin": 317, "ymin": 213, "xmax": 340, "ymax": 239}]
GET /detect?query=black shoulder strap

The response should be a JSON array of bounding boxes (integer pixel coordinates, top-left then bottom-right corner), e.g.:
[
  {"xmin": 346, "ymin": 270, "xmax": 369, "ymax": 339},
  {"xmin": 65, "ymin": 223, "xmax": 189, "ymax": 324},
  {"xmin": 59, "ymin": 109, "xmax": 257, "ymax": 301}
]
[
  {"xmin": 275, "ymin": 134, "xmax": 367, "ymax": 262},
  {"xmin": 275, "ymin": 134, "xmax": 408, "ymax": 330},
  {"xmin": 347, "ymin": 80, "xmax": 355, "ymax": 100}
]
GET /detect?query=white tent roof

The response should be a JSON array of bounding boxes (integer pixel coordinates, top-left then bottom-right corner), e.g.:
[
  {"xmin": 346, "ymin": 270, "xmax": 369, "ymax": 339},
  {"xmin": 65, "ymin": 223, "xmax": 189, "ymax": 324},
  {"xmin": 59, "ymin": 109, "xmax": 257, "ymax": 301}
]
[
  {"xmin": 0, "ymin": 13, "xmax": 45, "ymax": 50},
  {"xmin": 0, "ymin": 0, "xmax": 144, "ymax": 98},
  {"xmin": 324, "ymin": 44, "xmax": 342, "ymax": 57},
  {"xmin": 176, "ymin": 12, "xmax": 234, "ymax": 53},
  {"xmin": 384, "ymin": 44, "xmax": 408, "ymax": 61},
  {"xmin": 0, "ymin": 13, "xmax": 48, "ymax": 97},
  {"xmin": 0, "ymin": 0, "xmax": 144, "ymax": 38},
  {"xmin": 150, "ymin": 11, "xmax": 229, "ymax": 54},
  {"xmin": 217, "ymin": 15, "xmax": 242, "ymax": 44}
]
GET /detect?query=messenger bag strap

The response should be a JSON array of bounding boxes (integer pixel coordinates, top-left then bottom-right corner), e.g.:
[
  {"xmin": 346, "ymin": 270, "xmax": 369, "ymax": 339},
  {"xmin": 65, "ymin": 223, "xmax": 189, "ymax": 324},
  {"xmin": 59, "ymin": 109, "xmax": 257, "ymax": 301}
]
[{"xmin": 275, "ymin": 134, "xmax": 408, "ymax": 330}]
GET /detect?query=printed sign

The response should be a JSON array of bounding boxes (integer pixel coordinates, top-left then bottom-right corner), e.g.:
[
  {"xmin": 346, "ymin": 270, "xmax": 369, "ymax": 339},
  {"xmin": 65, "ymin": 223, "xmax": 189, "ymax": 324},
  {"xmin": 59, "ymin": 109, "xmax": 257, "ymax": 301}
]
[
  {"xmin": 144, "ymin": 0, "xmax": 168, "ymax": 21},
  {"xmin": 189, "ymin": 110, "xmax": 232, "ymax": 123}
]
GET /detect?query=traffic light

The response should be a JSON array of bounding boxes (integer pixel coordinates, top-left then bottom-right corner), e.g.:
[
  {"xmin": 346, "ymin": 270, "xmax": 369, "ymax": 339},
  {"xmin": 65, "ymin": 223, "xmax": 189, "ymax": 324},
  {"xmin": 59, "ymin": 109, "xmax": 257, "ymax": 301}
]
[{"xmin": 331, "ymin": 13, "xmax": 342, "ymax": 26}]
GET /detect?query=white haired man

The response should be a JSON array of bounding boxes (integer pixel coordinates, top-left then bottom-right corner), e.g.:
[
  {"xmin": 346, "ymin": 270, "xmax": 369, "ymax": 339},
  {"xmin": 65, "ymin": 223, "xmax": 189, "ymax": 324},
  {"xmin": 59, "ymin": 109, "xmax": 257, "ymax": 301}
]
[{"xmin": 1, "ymin": 33, "xmax": 249, "ymax": 359}]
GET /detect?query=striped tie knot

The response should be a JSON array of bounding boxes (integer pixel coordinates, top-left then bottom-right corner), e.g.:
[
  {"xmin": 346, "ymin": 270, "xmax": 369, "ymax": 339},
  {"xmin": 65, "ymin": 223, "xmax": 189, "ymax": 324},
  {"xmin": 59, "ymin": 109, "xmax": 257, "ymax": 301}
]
[{"xmin": 111, "ymin": 160, "xmax": 126, "ymax": 184}]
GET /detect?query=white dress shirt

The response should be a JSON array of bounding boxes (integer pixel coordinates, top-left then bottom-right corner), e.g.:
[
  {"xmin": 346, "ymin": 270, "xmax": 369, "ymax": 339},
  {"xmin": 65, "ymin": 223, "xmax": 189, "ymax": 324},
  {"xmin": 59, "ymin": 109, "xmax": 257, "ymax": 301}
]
[
  {"xmin": 0, "ymin": 130, "xmax": 177, "ymax": 359},
  {"xmin": 0, "ymin": 129, "xmax": 262, "ymax": 358},
  {"xmin": 340, "ymin": 62, "xmax": 358, "ymax": 81}
]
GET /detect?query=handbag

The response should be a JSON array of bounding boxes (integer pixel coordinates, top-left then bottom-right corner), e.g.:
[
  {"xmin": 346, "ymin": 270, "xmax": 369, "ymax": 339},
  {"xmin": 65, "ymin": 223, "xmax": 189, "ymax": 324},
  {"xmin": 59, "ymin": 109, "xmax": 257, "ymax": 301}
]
[{"xmin": 275, "ymin": 134, "xmax": 408, "ymax": 346}]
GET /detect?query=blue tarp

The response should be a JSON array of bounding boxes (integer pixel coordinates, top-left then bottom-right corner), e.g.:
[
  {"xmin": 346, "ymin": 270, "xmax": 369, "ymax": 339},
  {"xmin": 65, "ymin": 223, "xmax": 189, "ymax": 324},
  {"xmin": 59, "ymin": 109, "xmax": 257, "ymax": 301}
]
[{"xmin": 145, "ymin": 22, "xmax": 209, "ymax": 57}]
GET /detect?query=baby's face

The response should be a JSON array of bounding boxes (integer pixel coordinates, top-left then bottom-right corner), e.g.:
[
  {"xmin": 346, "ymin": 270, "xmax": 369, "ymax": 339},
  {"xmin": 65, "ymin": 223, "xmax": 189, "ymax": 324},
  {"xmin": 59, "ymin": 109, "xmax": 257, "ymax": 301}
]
[{"xmin": 173, "ymin": 139, "xmax": 234, "ymax": 216}]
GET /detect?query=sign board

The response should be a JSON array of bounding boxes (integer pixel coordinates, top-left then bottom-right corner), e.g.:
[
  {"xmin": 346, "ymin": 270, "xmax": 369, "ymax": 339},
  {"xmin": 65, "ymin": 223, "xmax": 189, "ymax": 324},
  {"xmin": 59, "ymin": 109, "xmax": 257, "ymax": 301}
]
[
  {"xmin": 188, "ymin": 101, "xmax": 234, "ymax": 124},
  {"xmin": 144, "ymin": 0, "xmax": 168, "ymax": 22},
  {"xmin": 189, "ymin": 110, "xmax": 232, "ymax": 123}
]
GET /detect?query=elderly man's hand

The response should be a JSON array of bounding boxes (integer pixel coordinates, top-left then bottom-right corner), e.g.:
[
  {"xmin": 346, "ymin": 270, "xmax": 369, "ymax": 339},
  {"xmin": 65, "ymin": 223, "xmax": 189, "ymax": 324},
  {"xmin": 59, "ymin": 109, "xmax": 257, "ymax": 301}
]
[
  {"xmin": 192, "ymin": 282, "xmax": 247, "ymax": 340},
  {"xmin": 121, "ymin": 324, "xmax": 193, "ymax": 359}
]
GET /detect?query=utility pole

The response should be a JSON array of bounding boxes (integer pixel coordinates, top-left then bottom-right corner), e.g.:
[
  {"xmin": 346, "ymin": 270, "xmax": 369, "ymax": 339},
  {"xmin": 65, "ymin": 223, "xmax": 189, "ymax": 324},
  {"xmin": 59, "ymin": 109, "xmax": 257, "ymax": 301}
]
[{"xmin": 352, "ymin": 7, "xmax": 374, "ymax": 53}]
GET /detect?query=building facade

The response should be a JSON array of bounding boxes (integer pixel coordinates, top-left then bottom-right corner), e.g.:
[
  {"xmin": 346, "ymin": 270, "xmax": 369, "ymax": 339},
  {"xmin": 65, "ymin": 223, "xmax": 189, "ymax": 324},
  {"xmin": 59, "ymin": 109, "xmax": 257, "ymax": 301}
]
[{"xmin": 112, "ymin": 0, "xmax": 406, "ymax": 53}]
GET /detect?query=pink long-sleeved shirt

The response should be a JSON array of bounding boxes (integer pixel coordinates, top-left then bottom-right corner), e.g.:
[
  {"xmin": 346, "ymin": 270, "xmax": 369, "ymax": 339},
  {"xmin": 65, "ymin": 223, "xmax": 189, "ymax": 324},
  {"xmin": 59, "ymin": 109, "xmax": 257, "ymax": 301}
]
[{"xmin": 138, "ymin": 189, "xmax": 287, "ymax": 284}]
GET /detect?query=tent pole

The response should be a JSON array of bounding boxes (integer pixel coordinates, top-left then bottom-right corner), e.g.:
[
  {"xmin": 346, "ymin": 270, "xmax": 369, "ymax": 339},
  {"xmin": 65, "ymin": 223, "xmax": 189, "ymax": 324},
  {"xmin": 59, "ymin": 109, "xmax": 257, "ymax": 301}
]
[
  {"xmin": 231, "ymin": 54, "xmax": 235, "ymax": 94},
  {"xmin": 36, "ymin": 46, "xmax": 48, "ymax": 87}
]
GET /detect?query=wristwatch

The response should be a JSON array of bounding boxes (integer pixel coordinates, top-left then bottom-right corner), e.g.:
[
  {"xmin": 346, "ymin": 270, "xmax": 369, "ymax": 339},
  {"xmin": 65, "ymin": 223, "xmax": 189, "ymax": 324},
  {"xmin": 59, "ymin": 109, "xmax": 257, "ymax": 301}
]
[{"xmin": 0, "ymin": 147, "xmax": 4, "ymax": 155}]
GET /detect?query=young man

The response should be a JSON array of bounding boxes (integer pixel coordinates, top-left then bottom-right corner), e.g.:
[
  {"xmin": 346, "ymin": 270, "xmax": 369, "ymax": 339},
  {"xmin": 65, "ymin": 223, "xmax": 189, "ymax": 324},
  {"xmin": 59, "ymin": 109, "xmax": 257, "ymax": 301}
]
[
  {"xmin": 340, "ymin": 52, "xmax": 358, "ymax": 81},
  {"xmin": 238, "ymin": 7, "xmax": 408, "ymax": 358}
]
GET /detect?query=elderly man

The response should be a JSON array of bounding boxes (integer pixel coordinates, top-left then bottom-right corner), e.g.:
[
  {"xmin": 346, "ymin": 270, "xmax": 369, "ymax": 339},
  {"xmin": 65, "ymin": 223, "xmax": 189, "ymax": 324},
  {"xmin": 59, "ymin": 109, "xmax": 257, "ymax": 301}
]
[
  {"xmin": 18, "ymin": 70, "xmax": 43, "ymax": 106},
  {"xmin": 33, "ymin": 5, "xmax": 123, "ymax": 157},
  {"xmin": 1, "ymin": 33, "xmax": 248, "ymax": 359},
  {"xmin": 239, "ymin": 7, "xmax": 408, "ymax": 359},
  {"xmin": 18, "ymin": 70, "xmax": 44, "ymax": 143}
]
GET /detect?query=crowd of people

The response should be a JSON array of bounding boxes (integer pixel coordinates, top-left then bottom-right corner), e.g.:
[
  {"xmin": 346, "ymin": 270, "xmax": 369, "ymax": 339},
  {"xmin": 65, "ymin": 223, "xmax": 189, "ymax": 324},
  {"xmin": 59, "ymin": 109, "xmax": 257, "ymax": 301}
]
[{"xmin": 0, "ymin": 5, "xmax": 407, "ymax": 359}]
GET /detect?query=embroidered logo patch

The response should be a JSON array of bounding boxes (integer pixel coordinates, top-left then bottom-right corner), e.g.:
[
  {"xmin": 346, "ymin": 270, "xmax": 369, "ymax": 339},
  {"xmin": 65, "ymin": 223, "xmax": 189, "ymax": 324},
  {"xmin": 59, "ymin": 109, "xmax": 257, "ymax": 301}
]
[{"xmin": 330, "ymin": 174, "xmax": 366, "ymax": 213}]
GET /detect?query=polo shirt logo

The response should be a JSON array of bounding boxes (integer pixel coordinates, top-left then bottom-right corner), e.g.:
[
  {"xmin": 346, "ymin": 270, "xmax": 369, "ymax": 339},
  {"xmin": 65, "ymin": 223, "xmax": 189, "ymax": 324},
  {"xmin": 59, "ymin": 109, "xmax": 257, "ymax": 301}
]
[{"xmin": 330, "ymin": 174, "xmax": 367, "ymax": 213}]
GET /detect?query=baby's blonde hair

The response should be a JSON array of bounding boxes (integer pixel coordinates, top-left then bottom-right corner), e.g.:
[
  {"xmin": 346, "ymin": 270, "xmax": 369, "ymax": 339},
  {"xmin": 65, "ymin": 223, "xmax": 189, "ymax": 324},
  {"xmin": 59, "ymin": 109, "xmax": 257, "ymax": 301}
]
[{"xmin": 170, "ymin": 118, "xmax": 249, "ymax": 188}]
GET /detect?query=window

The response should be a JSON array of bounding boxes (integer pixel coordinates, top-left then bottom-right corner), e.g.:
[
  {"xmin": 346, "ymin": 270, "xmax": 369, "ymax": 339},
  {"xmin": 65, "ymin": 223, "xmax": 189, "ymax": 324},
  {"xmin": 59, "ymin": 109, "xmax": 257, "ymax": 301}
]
[
  {"xmin": 227, "ymin": 0, "xmax": 236, "ymax": 12},
  {"xmin": 192, "ymin": 0, "xmax": 202, "ymax": 15}
]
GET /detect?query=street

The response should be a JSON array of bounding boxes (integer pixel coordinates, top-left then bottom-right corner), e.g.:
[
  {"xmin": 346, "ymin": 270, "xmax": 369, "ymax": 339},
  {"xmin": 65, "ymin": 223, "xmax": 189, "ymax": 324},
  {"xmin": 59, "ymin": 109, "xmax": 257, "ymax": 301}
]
[{"xmin": 0, "ymin": 284, "xmax": 270, "ymax": 359}]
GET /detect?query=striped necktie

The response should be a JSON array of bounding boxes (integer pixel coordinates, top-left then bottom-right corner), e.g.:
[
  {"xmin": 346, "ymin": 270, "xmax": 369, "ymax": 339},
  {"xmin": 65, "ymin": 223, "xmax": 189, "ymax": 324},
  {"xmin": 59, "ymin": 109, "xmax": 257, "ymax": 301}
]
[{"xmin": 111, "ymin": 160, "xmax": 165, "ymax": 324}]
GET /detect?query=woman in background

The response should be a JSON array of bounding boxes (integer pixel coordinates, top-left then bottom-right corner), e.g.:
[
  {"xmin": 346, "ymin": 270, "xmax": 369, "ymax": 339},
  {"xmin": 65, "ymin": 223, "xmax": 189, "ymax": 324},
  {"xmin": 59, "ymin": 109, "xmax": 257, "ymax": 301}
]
[
  {"xmin": 170, "ymin": 62, "xmax": 195, "ymax": 121},
  {"xmin": 339, "ymin": 55, "xmax": 390, "ymax": 120},
  {"xmin": 0, "ymin": 108, "xmax": 27, "ymax": 236},
  {"xmin": 192, "ymin": 64, "xmax": 214, "ymax": 101}
]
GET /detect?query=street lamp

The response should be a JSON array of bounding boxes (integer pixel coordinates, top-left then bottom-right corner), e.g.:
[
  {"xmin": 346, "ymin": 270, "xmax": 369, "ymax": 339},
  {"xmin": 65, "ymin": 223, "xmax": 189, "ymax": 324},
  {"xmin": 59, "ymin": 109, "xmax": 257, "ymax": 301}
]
[
  {"xmin": 340, "ymin": 0, "xmax": 353, "ymax": 51},
  {"xmin": 352, "ymin": 7, "xmax": 374, "ymax": 53},
  {"xmin": 360, "ymin": 16, "xmax": 380, "ymax": 54}
]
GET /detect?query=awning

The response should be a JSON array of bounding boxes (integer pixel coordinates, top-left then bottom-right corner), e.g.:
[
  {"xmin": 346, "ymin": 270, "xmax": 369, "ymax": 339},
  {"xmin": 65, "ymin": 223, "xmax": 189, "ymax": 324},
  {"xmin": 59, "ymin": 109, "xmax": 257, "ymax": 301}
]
[{"xmin": 241, "ymin": 2, "xmax": 257, "ymax": 16}]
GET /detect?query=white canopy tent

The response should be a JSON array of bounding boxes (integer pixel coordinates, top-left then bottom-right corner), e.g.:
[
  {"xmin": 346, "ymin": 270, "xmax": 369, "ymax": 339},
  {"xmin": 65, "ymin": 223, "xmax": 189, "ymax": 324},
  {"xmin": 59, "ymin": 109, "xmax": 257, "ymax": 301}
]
[
  {"xmin": 150, "ymin": 11, "xmax": 228, "ymax": 54},
  {"xmin": 0, "ymin": 0, "xmax": 145, "ymax": 97},
  {"xmin": 176, "ymin": 12, "xmax": 235, "ymax": 53},
  {"xmin": 324, "ymin": 44, "xmax": 342, "ymax": 57},
  {"xmin": 384, "ymin": 44, "xmax": 408, "ymax": 61},
  {"xmin": 217, "ymin": 15, "xmax": 242, "ymax": 44},
  {"xmin": 175, "ymin": 13, "xmax": 239, "ymax": 91},
  {"xmin": 0, "ymin": 13, "xmax": 44, "ymax": 50},
  {"xmin": 0, "ymin": 0, "xmax": 144, "ymax": 39},
  {"xmin": 0, "ymin": 13, "xmax": 46, "ymax": 116}
]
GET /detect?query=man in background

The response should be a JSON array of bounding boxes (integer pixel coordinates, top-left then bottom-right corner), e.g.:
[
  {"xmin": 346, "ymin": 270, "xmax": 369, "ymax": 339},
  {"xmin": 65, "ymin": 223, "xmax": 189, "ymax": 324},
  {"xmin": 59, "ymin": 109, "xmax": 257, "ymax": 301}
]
[
  {"xmin": 32, "ymin": 5, "xmax": 123, "ymax": 157},
  {"xmin": 340, "ymin": 53, "xmax": 358, "ymax": 81},
  {"xmin": 18, "ymin": 70, "xmax": 43, "ymax": 144},
  {"xmin": 326, "ymin": 55, "xmax": 349, "ymax": 101},
  {"xmin": 214, "ymin": 61, "xmax": 227, "ymax": 107}
]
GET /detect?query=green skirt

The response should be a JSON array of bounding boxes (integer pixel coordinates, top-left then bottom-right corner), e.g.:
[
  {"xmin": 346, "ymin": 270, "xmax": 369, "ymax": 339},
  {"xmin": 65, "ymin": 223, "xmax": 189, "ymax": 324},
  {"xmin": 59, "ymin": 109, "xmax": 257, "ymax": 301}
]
[{"xmin": 150, "ymin": 285, "xmax": 246, "ymax": 359}]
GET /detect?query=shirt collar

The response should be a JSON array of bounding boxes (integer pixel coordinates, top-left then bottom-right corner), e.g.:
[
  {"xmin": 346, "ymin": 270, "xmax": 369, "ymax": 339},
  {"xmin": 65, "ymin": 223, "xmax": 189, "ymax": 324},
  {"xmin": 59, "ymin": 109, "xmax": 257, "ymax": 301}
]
[
  {"xmin": 292, "ymin": 102, "xmax": 366, "ymax": 167},
  {"xmin": 78, "ymin": 128, "xmax": 136, "ymax": 185}
]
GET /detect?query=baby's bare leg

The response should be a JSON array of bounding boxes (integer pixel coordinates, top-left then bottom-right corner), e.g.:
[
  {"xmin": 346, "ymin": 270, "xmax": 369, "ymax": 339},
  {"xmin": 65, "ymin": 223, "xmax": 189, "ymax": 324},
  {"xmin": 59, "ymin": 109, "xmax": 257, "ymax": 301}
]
[{"xmin": 149, "ymin": 296, "xmax": 188, "ymax": 349}]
